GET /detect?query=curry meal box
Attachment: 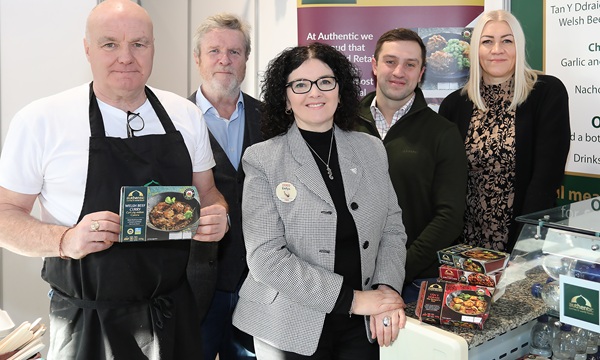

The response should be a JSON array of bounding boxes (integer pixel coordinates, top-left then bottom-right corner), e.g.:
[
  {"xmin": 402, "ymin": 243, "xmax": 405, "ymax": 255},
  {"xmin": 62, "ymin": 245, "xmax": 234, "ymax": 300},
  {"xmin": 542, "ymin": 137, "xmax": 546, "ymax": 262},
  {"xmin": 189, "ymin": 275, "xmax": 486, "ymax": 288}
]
[
  {"xmin": 415, "ymin": 280, "xmax": 493, "ymax": 330},
  {"xmin": 439, "ymin": 265, "xmax": 503, "ymax": 290},
  {"xmin": 437, "ymin": 244, "xmax": 509, "ymax": 274},
  {"xmin": 119, "ymin": 186, "xmax": 200, "ymax": 242}
]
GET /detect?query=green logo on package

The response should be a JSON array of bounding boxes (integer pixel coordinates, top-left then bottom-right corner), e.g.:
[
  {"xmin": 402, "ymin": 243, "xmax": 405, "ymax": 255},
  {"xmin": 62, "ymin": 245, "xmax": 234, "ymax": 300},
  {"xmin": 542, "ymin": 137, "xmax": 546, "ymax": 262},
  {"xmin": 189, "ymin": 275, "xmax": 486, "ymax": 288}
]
[{"xmin": 564, "ymin": 283, "xmax": 599, "ymax": 325}]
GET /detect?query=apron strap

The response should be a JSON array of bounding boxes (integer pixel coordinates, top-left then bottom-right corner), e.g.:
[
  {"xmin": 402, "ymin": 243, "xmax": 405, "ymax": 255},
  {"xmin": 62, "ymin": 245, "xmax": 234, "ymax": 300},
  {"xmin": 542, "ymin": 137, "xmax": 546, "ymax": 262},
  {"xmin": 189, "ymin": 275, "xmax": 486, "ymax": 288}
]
[
  {"xmin": 88, "ymin": 82, "xmax": 106, "ymax": 138},
  {"xmin": 51, "ymin": 288, "xmax": 174, "ymax": 330},
  {"xmin": 144, "ymin": 86, "xmax": 177, "ymax": 134},
  {"xmin": 51, "ymin": 287, "xmax": 150, "ymax": 309}
]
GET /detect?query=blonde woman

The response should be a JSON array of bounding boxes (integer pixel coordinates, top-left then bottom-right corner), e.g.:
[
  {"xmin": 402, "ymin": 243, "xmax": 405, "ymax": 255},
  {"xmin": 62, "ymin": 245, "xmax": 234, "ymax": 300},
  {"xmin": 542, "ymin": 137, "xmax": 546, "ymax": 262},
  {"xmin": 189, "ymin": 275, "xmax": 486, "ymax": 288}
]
[{"xmin": 439, "ymin": 10, "xmax": 570, "ymax": 252}]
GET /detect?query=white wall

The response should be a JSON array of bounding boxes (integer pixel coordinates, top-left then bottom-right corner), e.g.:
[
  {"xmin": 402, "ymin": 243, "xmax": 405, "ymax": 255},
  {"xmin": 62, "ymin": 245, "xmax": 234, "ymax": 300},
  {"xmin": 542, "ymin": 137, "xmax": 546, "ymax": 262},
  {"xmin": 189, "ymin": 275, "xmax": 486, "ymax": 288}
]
[
  {"xmin": 144, "ymin": 0, "xmax": 297, "ymax": 99},
  {"xmin": 183, "ymin": 0, "xmax": 297, "ymax": 98},
  {"xmin": 0, "ymin": 0, "xmax": 96, "ymax": 350}
]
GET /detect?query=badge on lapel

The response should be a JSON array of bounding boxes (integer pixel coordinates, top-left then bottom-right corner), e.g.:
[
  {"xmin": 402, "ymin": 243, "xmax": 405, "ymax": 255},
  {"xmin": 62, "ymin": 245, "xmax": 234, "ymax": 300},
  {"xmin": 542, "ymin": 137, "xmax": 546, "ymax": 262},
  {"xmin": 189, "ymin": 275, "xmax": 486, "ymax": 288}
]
[{"xmin": 276, "ymin": 182, "xmax": 297, "ymax": 203}]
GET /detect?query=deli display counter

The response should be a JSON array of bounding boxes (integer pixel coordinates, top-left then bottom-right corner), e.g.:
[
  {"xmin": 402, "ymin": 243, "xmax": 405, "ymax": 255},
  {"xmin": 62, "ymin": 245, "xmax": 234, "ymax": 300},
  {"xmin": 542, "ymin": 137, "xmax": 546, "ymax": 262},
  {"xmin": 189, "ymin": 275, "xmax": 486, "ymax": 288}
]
[{"xmin": 381, "ymin": 196, "xmax": 600, "ymax": 360}]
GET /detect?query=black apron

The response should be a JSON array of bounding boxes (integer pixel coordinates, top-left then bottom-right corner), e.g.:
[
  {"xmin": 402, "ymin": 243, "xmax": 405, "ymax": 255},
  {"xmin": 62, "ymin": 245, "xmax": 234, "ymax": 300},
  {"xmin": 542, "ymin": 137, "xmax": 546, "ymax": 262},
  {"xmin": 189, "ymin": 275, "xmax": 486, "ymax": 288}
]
[{"xmin": 42, "ymin": 83, "xmax": 201, "ymax": 359}]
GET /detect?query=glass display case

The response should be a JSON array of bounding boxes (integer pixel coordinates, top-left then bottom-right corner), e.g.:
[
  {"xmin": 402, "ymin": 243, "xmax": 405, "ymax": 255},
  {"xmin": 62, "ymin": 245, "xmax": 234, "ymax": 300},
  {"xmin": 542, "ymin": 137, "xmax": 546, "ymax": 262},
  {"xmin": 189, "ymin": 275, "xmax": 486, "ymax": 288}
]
[
  {"xmin": 506, "ymin": 196, "xmax": 600, "ymax": 324},
  {"xmin": 507, "ymin": 196, "xmax": 600, "ymax": 284},
  {"xmin": 383, "ymin": 197, "xmax": 600, "ymax": 360}
]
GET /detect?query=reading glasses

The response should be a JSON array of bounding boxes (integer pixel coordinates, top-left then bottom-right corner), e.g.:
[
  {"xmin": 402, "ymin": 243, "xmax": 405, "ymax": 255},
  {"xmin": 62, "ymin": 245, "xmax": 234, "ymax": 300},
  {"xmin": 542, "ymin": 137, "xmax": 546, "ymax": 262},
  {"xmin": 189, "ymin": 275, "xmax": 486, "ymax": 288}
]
[
  {"xmin": 286, "ymin": 77, "xmax": 338, "ymax": 94},
  {"xmin": 126, "ymin": 111, "xmax": 145, "ymax": 138}
]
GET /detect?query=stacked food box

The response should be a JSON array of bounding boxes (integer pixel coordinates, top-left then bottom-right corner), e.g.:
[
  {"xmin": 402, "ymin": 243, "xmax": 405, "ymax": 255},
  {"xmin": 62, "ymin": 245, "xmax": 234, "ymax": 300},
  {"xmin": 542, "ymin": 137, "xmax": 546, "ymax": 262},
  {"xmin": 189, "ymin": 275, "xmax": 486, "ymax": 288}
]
[
  {"xmin": 437, "ymin": 244, "xmax": 508, "ymax": 290},
  {"xmin": 415, "ymin": 244, "xmax": 509, "ymax": 329}
]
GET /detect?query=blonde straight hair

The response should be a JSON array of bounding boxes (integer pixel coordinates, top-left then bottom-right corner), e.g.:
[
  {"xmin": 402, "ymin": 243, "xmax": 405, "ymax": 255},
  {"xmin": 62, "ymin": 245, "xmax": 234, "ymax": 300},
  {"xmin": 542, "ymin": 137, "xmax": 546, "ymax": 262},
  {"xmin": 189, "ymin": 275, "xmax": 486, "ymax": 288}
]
[{"xmin": 462, "ymin": 10, "xmax": 539, "ymax": 111}]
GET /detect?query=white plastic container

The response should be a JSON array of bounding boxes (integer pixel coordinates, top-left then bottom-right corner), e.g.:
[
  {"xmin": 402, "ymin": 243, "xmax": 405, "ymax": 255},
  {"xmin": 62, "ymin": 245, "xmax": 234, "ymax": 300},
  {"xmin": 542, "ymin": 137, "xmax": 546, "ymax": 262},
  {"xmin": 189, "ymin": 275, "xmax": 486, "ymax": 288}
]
[{"xmin": 0, "ymin": 310, "xmax": 15, "ymax": 339}]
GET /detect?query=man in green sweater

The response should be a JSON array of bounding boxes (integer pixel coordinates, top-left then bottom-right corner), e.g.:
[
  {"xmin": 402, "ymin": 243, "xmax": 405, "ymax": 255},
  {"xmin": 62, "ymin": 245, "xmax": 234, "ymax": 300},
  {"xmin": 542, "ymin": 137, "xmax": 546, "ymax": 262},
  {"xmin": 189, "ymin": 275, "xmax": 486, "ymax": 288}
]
[{"xmin": 355, "ymin": 28, "xmax": 467, "ymax": 303}]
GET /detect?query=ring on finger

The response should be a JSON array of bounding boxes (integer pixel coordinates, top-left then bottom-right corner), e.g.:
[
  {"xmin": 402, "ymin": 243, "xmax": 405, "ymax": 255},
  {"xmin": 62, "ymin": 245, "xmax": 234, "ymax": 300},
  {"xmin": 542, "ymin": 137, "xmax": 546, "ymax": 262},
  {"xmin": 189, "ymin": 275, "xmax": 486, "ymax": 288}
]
[
  {"xmin": 91, "ymin": 220, "xmax": 100, "ymax": 232},
  {"xmin": 382, "ymin": 316, "xmax": 391, "ymax": 327}
]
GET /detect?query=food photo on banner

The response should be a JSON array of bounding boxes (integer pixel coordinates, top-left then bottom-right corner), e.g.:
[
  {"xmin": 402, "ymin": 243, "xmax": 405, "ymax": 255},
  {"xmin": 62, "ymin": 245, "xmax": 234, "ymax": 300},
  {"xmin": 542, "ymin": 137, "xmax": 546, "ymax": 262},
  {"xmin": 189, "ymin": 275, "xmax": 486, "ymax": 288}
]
[
  {"xmin": 420, "ymin": 28, "xmax": 472, "ymax": 91},
  {"xmin": 296, "ymin": 0, "xmax": 483, "ymax": 111}
]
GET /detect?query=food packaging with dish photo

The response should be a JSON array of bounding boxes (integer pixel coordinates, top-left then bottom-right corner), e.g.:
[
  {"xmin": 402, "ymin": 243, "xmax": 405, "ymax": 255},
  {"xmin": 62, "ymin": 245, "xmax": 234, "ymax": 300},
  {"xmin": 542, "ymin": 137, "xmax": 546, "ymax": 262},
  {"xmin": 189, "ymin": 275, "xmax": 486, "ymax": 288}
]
[
  {"xmin": 437, "ymin": 244, "xmax": 509, "ymax": 274},
  {"xmin": 438, "ymin": 265, "xmax": 504, "ymax": 292},
  {"xmin": 415, "ymin": 281, "xmax": 493, "ymax": 330},
  {"xmin": 119, "ymin": 186, "xmax": 200, "ymax": 242}
]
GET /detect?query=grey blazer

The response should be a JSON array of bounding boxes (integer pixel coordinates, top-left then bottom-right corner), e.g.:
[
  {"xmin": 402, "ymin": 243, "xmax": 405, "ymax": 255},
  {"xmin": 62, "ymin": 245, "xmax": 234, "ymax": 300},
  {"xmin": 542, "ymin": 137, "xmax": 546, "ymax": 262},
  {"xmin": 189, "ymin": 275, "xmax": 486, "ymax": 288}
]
[{"xmin": 232, "ymin": 124, "xmax": 407, "ymax": 356}]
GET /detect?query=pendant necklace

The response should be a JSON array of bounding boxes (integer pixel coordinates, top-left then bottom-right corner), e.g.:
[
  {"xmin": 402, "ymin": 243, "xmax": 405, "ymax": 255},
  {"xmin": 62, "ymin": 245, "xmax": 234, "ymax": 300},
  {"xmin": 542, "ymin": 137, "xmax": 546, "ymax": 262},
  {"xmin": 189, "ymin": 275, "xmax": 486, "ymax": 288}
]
[{"xmin": 305, "ymin": 130, "xmax": 335, "ymax": 180}]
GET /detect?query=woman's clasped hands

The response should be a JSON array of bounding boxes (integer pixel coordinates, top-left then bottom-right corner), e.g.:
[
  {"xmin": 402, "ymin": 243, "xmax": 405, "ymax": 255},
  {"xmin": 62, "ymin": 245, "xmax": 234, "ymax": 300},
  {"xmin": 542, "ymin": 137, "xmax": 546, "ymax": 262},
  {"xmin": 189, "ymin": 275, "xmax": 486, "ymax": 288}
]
[{"xmin": 351, "ymin": 285, "xmax": 406, "ymax": 347}]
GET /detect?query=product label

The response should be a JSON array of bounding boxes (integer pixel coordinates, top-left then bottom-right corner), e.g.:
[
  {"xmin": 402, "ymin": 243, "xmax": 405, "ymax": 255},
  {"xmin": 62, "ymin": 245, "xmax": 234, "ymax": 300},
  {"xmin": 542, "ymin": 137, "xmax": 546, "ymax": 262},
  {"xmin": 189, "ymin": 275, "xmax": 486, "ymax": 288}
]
[
  {"xmin": 560, "ymin": 275, "xmax": 600, "ymax": 333},
  {"xmin": 119, "ymin": 186, "xmax": 200, "ymax": 242}
]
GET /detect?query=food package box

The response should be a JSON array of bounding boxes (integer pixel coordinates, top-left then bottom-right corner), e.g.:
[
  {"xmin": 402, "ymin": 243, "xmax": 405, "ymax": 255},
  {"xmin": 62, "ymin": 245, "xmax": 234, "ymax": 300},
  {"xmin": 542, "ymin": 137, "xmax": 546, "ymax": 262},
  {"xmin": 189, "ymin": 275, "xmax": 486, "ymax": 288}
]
[
  {"xmin": 437, "ymin": 244, "xmax": 509, "ymax": 274},
  {"xmin": 415, "ymin": 280, "xmax": 493, "ymax": 330},
  {"xmin": 572, "ymin": 260, "xmax": 600, "ymax": 282},
  {"xmin": 438, "ymin": 265, "xmax": 503, "ymax": 289},
  {"xmin": 119, "ymin": 186, "xmax": 200, "ymax": 242}
]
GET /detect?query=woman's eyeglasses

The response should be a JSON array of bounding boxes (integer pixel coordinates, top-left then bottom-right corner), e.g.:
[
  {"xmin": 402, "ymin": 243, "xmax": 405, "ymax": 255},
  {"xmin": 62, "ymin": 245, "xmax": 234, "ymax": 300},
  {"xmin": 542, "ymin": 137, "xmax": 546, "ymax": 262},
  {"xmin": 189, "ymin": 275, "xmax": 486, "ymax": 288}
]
[
  {"xmin": 126, "ymin": 111, "xmax": 145, "ymax": 138},
  {"xmin": 286, "ymin": 77, "xmax": 338, "ymax": 94}
]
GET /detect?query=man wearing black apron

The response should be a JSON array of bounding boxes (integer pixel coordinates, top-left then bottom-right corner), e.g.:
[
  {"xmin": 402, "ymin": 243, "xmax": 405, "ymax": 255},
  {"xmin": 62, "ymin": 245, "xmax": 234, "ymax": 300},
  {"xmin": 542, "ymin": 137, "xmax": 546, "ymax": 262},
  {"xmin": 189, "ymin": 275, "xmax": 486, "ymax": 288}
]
[{"xmin": 0, "ymin": 1, "xmax": 228, "ymax": 359}]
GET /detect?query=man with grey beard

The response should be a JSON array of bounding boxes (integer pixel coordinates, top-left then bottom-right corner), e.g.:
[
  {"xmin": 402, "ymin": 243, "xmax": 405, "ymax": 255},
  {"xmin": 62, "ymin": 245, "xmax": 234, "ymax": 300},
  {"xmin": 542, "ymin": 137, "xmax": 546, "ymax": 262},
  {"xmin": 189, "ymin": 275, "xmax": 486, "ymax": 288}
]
[{"xmin": 188, "ymin": 12, "xmax": 262, "ymax": 360}]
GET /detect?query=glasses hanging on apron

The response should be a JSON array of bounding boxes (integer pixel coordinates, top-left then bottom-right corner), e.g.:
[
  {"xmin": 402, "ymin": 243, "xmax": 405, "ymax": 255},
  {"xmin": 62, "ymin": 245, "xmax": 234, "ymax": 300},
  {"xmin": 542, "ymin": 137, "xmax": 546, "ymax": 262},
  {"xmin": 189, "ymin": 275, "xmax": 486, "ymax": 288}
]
[{"xmin": 126, "ymin": 111, "xmax": 145, "ymax": 138}]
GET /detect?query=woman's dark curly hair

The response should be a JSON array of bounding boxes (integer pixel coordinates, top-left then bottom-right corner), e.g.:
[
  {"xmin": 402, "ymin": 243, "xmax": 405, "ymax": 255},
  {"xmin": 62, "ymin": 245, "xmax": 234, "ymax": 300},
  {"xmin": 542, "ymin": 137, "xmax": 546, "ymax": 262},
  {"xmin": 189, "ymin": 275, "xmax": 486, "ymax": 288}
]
[{"xmin": 260, "ymin": 42, "xmax": 361, "ymax": 139}]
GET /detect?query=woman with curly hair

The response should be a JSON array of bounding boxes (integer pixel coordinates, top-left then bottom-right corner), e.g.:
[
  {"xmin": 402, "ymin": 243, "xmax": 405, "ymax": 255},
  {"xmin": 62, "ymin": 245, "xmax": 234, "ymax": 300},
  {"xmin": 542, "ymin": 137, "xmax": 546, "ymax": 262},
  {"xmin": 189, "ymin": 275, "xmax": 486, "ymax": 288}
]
[{"xmin": 232, "ymin": 42, "xmax": 408, "ymax": 359}]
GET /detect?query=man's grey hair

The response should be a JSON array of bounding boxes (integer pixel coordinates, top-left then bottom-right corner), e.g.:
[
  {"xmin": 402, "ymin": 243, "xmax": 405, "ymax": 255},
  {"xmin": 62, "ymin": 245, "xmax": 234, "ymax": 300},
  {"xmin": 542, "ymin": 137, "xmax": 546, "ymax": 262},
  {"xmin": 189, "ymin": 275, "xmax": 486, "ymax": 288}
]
[{"xmin": 192, "ymin": 13, "xmax": 251, "ymax": 59}]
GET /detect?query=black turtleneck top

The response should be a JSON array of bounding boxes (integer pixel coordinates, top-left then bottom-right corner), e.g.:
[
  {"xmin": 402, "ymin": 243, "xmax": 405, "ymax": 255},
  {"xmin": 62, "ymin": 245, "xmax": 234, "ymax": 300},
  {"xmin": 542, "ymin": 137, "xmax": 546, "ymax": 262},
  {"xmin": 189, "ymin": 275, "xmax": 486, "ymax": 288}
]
[{"xmin": 299, "ymin": 128, "xmax": 360, "ymax": 318}]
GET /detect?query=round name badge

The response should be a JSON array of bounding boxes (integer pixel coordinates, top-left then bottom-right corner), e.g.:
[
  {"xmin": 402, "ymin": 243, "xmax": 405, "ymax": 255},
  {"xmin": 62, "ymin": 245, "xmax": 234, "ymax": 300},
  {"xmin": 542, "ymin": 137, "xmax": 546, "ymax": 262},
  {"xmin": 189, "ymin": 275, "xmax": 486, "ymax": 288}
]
[{"xmin": 276, "ymin": 182, "xmax": 297, "ymax": 203}]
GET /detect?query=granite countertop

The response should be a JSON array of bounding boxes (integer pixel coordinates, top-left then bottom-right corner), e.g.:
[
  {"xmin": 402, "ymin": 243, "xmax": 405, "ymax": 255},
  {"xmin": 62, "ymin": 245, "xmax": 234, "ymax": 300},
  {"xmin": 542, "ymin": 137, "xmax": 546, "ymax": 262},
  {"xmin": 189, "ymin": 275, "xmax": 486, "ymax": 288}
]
[{"xmin": 406, "ymin": 266, "xmax": 550, "ymax": 348}]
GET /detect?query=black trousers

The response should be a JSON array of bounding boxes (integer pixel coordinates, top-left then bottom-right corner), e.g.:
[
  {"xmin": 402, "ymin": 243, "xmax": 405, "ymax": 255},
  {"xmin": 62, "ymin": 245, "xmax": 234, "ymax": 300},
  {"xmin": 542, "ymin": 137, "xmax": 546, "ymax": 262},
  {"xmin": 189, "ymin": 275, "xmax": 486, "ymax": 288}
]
[{"xmin": 254, "ymin": 315, "xmax": 378, "ymax": 360}]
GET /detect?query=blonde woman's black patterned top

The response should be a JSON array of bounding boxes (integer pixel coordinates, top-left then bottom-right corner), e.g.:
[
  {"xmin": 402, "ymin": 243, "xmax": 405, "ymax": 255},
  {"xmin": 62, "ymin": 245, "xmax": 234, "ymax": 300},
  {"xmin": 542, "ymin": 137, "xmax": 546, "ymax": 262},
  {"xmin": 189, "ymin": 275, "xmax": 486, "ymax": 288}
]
[
  {"xmin": 463, "ymin": 77, "xmax": 516, "ymax": 251},
  {"xmin": 440, "ymin": 74, "xmax": 571, "ymax": 253}
]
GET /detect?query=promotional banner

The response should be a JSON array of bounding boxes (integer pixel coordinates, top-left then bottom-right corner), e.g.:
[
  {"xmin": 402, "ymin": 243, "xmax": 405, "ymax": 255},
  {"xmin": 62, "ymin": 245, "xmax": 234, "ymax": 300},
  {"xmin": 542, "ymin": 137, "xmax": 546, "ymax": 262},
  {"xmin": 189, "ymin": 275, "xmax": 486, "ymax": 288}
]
[
  {"xmin": 545, "ymin": 0, "xmax": 600, "ymax": 203},
  {"xmin": 297, "ymin": 0, "xmax": 484, "ymax": 109}
]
